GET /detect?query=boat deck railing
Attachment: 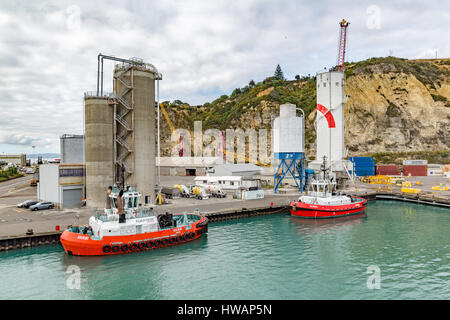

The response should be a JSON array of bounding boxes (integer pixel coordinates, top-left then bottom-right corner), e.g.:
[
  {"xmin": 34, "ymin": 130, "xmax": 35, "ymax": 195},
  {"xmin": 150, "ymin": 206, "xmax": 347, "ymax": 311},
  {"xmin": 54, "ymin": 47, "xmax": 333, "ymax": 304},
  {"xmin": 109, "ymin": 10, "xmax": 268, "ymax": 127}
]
[
  {"xmin": 94, "ymin": 207, "xmax": 157, "ymax": 222},
  {"xmin": 93, "ymin": 209, "xmax": 202, "ymax": 225}
]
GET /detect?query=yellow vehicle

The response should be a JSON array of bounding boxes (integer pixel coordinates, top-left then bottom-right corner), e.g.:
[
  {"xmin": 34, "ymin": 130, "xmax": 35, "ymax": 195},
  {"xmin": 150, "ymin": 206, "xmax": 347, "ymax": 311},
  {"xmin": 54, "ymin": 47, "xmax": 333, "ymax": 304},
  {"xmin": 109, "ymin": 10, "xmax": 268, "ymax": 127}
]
[
  {"xmin": 401, "ymin": 187, "xmax": 421, "ymax": 194},
  {"xmin": 192, "ymin": 186, "xmax": 210, "ymax": 200},
  {"xmin": 30, "ymin": 166, "xmax": 39, "ymax": 186}
]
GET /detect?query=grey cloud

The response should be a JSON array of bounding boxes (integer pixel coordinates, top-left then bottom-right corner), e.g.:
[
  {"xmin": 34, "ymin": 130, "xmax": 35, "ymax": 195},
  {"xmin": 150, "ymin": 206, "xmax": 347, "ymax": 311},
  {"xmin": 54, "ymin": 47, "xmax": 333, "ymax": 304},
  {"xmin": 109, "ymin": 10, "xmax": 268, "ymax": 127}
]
[{"xmin": 0, "ymin": 0, "xmax": 448, "ymax": 153}]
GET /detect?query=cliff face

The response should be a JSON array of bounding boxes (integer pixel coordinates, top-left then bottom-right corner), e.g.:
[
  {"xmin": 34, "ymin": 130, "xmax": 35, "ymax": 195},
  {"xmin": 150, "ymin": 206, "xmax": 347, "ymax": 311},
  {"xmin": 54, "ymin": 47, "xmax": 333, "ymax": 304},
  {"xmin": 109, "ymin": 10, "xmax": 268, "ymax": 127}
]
[
  {"xmin": 159, "ymin": 57, "xmax": 450, "ymax": 162},
  {"xmin": 344, "ymin": 61, "xmax": 450, "ymax": 155}
]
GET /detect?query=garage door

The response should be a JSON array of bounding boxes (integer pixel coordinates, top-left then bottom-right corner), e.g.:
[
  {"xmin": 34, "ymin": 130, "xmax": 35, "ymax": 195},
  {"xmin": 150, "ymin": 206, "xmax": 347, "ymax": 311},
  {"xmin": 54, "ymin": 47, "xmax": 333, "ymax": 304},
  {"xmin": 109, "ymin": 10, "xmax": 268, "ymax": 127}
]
[{"xmin": 63, "ymin": 188, "xmax": 83, "ymax": 208}]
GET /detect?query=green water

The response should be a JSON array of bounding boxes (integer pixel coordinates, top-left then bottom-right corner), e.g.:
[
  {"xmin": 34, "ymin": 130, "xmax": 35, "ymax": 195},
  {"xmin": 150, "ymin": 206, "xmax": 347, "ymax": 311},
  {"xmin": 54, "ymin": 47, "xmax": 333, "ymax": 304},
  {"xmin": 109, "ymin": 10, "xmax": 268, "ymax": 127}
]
[{"xmin": 1, "ymin": 200, "xmax": 450, "ymax": 300}]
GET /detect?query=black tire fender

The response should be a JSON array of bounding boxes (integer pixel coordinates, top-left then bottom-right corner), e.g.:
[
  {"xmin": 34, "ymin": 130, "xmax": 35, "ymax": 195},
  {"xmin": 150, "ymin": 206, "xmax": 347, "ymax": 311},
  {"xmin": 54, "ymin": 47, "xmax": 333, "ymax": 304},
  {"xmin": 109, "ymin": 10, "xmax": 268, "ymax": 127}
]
[{"xmin": 138, "ymin": 242, "xmax": 146, "ymax": 250}]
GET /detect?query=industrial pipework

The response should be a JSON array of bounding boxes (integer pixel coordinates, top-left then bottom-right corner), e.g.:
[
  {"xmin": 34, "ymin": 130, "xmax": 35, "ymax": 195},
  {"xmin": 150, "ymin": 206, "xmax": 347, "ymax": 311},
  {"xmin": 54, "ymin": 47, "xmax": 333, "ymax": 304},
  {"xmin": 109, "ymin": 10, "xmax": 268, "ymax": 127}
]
[{"xmin": 96, "ymin": 53, "xmax": 162, "ymax": 96}]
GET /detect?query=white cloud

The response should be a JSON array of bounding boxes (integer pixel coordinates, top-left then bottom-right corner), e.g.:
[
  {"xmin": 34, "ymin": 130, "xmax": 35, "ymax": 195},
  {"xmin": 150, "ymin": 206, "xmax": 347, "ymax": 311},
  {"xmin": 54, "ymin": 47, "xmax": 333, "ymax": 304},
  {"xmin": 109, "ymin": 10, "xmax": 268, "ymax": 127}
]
[{"xmin": 0, "ymin": 0, "xmax": 448, "ymax": 153}]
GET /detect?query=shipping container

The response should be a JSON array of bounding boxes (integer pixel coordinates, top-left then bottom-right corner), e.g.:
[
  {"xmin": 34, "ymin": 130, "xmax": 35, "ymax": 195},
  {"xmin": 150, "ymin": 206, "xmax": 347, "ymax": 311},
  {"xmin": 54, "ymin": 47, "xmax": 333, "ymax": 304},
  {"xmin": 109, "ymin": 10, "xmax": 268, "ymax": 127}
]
[
  {"xmin": 403, "ymin": 159, "xmax": 427, "ymax": 166},
  {"xmin": 349, "ymin": 157, "xmax": 375, "ymax": 176},
  {"xmin": 376, "ymin": 164, "xmax": 400, "ymax": 175},
  {"xmin": 403, "ymin": 165, "xmax": 427, "ymax": 176}
]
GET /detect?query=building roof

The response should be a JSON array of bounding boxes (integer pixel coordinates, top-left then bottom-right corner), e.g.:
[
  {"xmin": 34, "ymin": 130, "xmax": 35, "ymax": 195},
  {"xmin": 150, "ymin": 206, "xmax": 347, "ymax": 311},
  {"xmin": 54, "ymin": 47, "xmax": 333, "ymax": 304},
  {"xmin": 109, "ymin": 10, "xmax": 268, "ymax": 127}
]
[
  {"xmin": 195, "ymin": 175, "xmax": 241, "ymax": 181},
  {"xmin": 215, "ymin": 163, "xmax": 262, "ymax": 173},
  {"xmin": 158, "ymin": 156, "xmax": 224, "ymax": 167}
]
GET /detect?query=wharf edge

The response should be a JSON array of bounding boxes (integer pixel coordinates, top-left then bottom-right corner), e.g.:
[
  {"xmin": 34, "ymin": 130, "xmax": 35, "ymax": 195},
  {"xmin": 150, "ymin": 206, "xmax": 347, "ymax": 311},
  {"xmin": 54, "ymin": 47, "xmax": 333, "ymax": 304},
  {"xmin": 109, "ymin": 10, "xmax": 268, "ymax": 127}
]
[{"xmin": 1, "ymin": 192, "xmax": 449, "ymax": 252}]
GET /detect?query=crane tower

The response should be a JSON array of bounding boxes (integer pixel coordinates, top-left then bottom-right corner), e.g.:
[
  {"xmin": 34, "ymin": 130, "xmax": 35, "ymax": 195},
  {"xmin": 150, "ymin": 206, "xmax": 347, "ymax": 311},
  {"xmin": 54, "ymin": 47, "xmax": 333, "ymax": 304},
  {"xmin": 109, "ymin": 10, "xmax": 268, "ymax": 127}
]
[{"xmin": 336, "ymin": 19, "xmax": 350, "ymax": 72}]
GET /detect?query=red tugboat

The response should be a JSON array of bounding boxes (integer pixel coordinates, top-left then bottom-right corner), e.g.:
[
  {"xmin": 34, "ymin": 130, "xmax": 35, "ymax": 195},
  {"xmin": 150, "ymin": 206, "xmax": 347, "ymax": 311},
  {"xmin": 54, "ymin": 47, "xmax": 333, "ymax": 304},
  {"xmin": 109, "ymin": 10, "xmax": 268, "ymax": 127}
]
[
  {"xmin": 290, "ymin": 157, "xmax": 367, "ymax": 219},
  {"xmin": 60, "ymin": 187, "xmax": 208, "ymax": 256}
]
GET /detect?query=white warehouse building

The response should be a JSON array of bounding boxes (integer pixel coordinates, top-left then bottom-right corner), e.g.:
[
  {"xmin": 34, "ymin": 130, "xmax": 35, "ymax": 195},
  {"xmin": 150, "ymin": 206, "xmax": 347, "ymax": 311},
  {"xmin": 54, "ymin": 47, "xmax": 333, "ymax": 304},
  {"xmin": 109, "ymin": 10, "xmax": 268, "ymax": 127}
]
[
  {"xmin": 37, "ymin": 163, "xmax": 85, "ymax": 208},
  {"xmin": 210, "ymin": 163, "xmax": 262, "ymax": 179}
]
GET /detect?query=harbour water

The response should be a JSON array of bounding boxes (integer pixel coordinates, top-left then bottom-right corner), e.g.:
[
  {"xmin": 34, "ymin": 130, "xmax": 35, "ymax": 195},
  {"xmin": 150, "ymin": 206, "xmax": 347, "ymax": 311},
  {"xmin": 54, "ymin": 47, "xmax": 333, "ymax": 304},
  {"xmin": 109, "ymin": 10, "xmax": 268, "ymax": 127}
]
[{"xmin": 1, "ymin": 201, "xmax": 449, "ymax": 300}]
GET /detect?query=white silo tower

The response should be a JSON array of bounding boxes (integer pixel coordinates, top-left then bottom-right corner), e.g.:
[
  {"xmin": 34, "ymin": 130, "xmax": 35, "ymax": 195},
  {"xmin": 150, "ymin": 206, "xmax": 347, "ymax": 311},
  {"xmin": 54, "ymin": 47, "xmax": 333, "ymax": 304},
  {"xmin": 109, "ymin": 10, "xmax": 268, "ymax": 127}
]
[
  {"xmin": 272, "ymin": 103, "xmax": 305, "ymax": 192},
  {"xmin": 311, "ymin": 70, "xmax": 347, "ymax": 172}
]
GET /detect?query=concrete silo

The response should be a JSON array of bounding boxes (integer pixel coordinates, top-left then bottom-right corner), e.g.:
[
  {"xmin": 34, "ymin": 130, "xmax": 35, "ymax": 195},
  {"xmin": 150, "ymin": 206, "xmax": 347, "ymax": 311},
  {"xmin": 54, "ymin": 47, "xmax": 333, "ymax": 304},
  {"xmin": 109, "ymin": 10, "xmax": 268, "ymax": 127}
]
[
  {"xmin": 84, "ymin": 95, "xmax": 114, "ymax": 208},
  {"xmin": 316, "ymin": 71, "xmax": 345, "ymax": 167},
  {"xmin": 113, "ymin": 62, "xmax": 157, "ymax": 203},
  {"xmin": 309, "ymin": 70, "xmax": 352, "ymax": 174},
  {"xmin": 272, "ymin": 103, "xmax": 305, "ymax": 192}
]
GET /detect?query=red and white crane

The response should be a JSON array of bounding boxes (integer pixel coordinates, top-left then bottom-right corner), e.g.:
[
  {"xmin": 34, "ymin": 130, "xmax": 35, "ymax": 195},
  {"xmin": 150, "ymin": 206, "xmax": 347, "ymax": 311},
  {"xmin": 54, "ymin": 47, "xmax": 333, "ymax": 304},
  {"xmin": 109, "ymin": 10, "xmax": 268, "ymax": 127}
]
[{"xmin": 336, "ymin": 19, "xmax": 350, "ymax": 72}]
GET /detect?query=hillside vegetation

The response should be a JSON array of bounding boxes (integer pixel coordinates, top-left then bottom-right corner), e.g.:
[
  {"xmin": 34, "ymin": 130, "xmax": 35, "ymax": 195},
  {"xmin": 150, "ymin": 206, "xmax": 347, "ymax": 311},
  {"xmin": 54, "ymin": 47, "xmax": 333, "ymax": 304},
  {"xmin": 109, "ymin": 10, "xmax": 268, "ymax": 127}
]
[{"xmin": 159, "ymin": 57, "xmax": 450, "ymax": 164}]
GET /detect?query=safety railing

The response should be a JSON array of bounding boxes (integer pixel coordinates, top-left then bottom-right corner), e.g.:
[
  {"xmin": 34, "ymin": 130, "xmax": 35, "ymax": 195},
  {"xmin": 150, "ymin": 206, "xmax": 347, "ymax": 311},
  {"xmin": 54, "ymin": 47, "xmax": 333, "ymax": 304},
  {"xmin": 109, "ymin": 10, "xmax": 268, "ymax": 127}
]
[
  {"xmin": 84, "ymin": 91, "xmax": 113, "ymax": 98},
  {"xmin": 116, "ymin": 135, "xmax": 131, "ymax": 151},
  {"xmin": 115, "ymin": 114, "xmax": 131, "ymax": 131}
]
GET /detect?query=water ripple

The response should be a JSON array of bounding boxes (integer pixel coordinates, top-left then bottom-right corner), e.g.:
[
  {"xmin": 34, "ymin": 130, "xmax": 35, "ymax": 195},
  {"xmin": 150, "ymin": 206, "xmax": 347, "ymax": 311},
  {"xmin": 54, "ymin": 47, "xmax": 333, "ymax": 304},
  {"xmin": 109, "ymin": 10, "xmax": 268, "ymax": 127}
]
[{"xmin": 0, "ymin": 201, "xmax": 450, "ymax": 299}]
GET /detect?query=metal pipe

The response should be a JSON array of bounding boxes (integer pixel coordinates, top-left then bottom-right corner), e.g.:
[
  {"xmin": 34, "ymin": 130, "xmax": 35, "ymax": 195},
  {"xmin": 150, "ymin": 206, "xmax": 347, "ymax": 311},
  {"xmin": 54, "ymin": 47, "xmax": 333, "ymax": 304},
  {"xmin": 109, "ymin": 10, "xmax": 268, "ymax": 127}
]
[
  {"xmin": 96, "ymin": 54, "xmax": 101, "ymax": 96},
  {"xmin": 96, "ymin": 54, "xmax": 158, "ymax": 97},
  {"xmin": 157, "ymin": 77, "xmax": 161, "ymax": 188},
  {"xmin": 328, "ymin": 71, "xmax": 332, "ymax": 171},
  {"xmin": 296, "ymin": 107, "xmax": 305, "ymax": 154},
  {"xmin": 295, "ymin": 107, "xmax": 305, "ymax": 119},
  {"xmin": 100, "ymin": 56, "xmax": 104, "ymax": 96}
]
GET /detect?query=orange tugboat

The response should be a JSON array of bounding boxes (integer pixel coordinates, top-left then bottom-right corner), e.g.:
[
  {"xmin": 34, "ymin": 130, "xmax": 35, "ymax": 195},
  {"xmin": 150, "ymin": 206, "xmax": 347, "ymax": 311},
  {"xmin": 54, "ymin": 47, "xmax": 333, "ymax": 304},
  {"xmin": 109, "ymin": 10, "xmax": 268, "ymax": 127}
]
[{"xmin": 60, "ymin": 187, "xmax": 208, "ymax": 256}]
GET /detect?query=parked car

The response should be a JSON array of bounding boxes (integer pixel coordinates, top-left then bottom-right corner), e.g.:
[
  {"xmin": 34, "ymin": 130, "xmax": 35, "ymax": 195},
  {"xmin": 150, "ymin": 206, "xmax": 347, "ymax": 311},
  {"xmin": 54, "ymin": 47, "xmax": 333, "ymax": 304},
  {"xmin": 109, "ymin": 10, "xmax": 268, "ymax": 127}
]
[
  {"xmin": 17, "ymin": 200, "xmax": 39, "ymax": 208},
  {"xmin": 29, "ymin": 202, "xmax": 54, "ymax": 211}
]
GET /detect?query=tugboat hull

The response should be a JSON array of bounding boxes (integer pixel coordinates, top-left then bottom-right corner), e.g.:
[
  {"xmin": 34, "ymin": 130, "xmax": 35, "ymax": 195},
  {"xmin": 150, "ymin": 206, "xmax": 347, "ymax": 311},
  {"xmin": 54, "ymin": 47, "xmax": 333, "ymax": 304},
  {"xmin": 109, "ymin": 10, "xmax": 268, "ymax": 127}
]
[
  {"xmin": 289, "ymin": 198, "xmax": 367, "ymax": 219},
  {"xmin": 61, "ymin": 216, "xmax": 208, "ymax": 256}
]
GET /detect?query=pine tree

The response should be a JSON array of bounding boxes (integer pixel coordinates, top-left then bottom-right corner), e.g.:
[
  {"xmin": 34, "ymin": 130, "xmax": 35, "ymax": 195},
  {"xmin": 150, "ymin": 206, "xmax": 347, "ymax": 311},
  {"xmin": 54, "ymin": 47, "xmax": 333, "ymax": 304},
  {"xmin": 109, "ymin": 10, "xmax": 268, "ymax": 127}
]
[{"xmin": 274, "ymin": 64, "xmax": 285, "ymax": 80}]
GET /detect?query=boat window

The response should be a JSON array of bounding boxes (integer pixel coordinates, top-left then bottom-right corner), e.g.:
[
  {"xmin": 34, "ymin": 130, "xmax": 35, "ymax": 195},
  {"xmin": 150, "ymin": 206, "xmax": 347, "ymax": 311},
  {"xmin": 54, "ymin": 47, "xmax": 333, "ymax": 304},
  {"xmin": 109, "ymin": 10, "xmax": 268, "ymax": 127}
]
[
  {"xmin": 134, "ymin": 196, "xmax": 138, "ymax": 207},
  {"xmin": 128, "ymin": 197, "xmax": 133, "ymax": 208},
  {"xmin": 112, "ymin": 198, "xmax": 117, "ymax": 209}
]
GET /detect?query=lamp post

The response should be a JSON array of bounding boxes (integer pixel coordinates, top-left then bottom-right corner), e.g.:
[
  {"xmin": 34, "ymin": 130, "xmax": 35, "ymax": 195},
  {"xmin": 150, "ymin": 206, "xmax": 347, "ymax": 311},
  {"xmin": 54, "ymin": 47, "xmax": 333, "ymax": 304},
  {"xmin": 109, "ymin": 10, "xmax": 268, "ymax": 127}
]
[{"xmin": 32, "ymin": 146, "xmax": 35, "ymax": 166}]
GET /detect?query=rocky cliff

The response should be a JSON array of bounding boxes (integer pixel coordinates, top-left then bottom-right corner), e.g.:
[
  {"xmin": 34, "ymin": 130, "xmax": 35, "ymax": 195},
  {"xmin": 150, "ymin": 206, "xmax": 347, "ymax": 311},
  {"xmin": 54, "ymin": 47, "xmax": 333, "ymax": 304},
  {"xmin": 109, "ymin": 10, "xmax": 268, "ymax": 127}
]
[{"xmin": 159, "ymin": 57, "xmax": 450, "ymax": 163}]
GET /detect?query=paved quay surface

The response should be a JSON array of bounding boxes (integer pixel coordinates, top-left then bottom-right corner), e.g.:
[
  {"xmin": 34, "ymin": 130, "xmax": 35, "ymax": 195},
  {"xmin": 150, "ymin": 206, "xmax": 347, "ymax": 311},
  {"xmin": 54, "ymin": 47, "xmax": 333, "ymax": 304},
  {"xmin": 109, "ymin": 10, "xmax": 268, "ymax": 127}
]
[
  {"xmin": 0, "ymin": 175, "xmax": 299, "ymax": 238},
  {"xmin": 1, "ymin": 174, "xmax": 449, "ymax": 239}
]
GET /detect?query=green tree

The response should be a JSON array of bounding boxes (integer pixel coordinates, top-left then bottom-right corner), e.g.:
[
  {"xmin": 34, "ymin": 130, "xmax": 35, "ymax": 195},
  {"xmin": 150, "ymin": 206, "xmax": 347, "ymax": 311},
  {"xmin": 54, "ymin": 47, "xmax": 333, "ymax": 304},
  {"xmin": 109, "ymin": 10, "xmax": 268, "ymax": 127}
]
[
  {"xmin": 231, "ymin": 88, "xmax": 242, "ymax": 96},
  {"xmin": 274, "ymin": 64, "xmax": 285, "ymax": 80},
  {"xmin": 249, "ymin": 80, "xmax": 255, "ymax": 87},
  {"xmin": 295, "ymin": 75, "xmax": 300, "ymax": 80}
]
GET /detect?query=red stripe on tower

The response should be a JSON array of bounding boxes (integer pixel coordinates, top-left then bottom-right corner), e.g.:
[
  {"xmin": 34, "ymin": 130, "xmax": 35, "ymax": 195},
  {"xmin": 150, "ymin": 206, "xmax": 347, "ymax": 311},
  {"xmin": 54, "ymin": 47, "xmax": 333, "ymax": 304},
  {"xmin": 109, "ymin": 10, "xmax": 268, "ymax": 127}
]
[{"xmin": 317, "ymin": 104, "xmax": 336, "ymax": 128}]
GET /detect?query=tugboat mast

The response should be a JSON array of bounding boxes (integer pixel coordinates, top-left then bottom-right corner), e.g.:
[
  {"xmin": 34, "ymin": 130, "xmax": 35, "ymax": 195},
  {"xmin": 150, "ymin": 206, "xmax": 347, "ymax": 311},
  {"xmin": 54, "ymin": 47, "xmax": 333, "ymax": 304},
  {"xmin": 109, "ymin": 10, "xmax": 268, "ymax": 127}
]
[{"xmin": 320, "ymin": 155, "xmax": 329, "ymax": 180}]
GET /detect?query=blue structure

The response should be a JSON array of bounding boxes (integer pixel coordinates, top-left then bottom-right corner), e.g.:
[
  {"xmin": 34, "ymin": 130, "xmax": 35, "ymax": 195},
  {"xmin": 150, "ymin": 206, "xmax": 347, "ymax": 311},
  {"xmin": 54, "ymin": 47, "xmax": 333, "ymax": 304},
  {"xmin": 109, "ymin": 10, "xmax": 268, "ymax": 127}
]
[
  {"xmin": 349, "ymin": 156, "xmax": 375, "ymax": 176},
  {"xmin": 304, "ymin": 168, "xmax": 315, "ymax": 189},
  {"xmin": 273, "ymin": 152, "xmax": 305, "ymax": 193}
]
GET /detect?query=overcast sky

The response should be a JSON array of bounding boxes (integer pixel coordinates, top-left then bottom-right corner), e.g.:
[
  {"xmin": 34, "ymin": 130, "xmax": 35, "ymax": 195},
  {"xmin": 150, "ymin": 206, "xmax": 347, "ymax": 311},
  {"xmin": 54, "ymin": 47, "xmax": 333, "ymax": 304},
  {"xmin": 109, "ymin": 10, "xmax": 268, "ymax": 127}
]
[{"xmin": 0, "ymin": 0, "xmax": 448, "ymax": 154}]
